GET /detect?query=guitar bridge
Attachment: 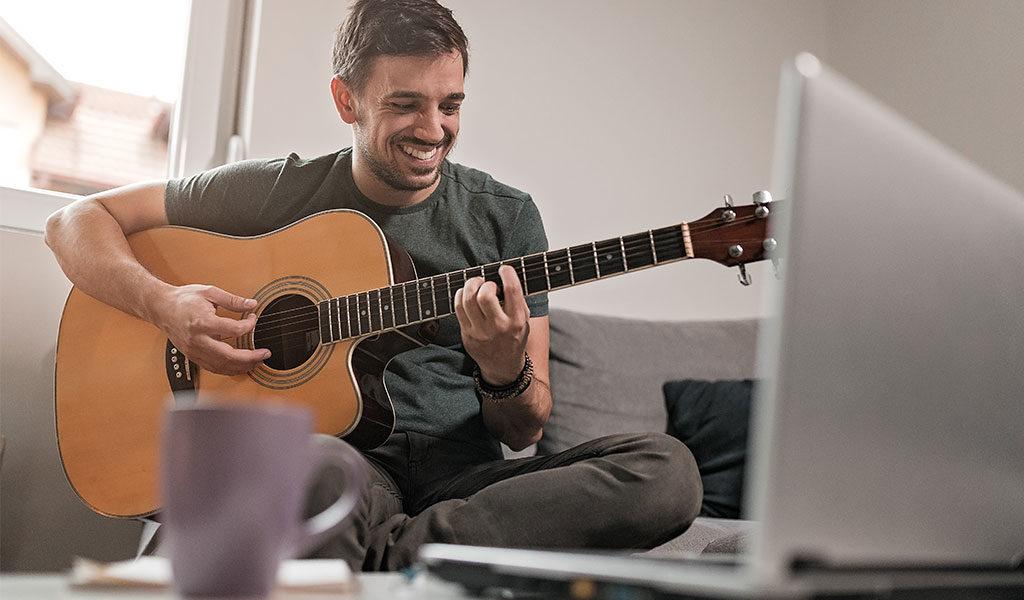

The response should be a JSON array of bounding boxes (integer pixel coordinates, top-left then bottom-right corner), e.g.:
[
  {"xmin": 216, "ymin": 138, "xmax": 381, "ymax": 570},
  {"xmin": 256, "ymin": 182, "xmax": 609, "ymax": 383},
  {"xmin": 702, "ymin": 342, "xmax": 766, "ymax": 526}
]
[{"xmin": 165, "ymin": 341, "xmax": 198, "ymax": 393}]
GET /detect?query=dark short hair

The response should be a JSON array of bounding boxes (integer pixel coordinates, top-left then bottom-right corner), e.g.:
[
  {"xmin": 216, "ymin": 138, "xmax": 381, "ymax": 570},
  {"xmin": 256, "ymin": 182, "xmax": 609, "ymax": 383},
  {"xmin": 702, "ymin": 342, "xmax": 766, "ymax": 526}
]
[{"xmin": 332, "ymin": 0, "xmax": 469, "ymax": 94}]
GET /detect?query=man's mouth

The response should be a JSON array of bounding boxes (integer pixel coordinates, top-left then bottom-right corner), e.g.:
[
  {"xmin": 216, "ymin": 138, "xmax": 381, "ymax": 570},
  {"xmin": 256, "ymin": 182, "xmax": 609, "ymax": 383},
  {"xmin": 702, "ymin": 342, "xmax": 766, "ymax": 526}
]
[{"xmin": 399, "ymin": 144, "xmax": 439, "ymax": 161}]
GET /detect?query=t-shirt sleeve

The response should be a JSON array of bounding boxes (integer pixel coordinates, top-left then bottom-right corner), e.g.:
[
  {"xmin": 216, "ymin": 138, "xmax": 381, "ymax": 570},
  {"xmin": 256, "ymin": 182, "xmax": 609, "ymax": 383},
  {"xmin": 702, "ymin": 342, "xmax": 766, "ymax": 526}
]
[
  {"xmin": 165, "ymin": 158, "xmax": 285, "ymax": 235},
  {"xmin": 506, "ymin": 196, "xmax": 549, "ymax": 318}
]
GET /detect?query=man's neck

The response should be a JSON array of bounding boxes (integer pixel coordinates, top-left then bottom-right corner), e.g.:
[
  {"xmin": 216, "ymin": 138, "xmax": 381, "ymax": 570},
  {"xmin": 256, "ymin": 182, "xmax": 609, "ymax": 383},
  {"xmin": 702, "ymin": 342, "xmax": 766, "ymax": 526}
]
[{"xmin": 351, "ymin": 151, "xmax": 439, "ymax": 209}]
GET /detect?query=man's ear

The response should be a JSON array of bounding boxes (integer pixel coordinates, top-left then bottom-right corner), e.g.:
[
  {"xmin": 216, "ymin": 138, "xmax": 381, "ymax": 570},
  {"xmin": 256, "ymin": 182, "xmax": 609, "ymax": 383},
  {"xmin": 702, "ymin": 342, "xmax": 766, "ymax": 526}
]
[{"xmin": 331, "ymin": 76, "xmax": 358, "ymax": 124}]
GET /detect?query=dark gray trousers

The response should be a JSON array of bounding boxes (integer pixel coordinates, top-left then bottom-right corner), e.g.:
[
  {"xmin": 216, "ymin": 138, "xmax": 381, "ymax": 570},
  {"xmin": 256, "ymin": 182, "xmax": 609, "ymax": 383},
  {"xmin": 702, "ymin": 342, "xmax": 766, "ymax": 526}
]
[{"xmin": 304, "ymin": 431, "xmax": 702, "ymax": 572}]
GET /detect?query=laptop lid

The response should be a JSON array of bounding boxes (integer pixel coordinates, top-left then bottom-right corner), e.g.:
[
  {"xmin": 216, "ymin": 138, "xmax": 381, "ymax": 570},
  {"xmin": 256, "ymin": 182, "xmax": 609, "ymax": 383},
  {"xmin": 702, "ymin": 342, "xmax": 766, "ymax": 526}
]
[{"xmin": 745, "ymin": 53, "xmax": 1024, "ymax": 583}]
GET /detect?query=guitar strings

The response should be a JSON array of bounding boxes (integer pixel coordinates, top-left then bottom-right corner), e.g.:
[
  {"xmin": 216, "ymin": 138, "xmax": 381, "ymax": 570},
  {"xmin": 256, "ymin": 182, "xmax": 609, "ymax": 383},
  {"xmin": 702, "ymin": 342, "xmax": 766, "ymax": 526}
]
[
  {"xmin": 252, "ymin": 228, "xmax": 699, "ymax": 338},
  {"xmin": 250, "ymin": 216, "xmax": 771, "ymax": 346},
  {"xmin": 250, "ymin": 213, "xmax": 766, "ymax": 329},
  {"xmin": 252, "ymin": 213, "xmax": 769, "ymax": 337}
]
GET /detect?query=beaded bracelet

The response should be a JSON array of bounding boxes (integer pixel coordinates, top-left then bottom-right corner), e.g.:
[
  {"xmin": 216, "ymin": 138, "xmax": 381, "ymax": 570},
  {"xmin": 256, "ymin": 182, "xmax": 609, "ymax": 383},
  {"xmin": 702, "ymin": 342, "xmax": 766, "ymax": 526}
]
[{"xmin": 473, "ymin": 354, "xmax": 534, "ymax": 401}]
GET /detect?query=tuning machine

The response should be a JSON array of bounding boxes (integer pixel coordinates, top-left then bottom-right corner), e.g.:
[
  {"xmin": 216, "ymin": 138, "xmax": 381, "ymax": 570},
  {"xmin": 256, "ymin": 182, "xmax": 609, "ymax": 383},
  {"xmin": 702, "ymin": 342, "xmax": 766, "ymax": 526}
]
[{"xmin": 724, "ymin": 191, "xmax": 779, "ymax": 286}]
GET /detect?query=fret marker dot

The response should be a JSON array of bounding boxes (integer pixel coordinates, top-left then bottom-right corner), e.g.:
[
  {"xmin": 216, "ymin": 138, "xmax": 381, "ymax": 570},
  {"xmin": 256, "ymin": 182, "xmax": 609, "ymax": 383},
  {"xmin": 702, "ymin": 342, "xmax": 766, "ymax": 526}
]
[
  {"xmin": 422, "ymin": 283, "xmax": 429, "ymax": 288},
  {"xmin": 606, "ymin": 254, "xmax": 613, "ymax": 260},
  {"xmin": 383, "ymin": 304, "xmax": 389, "ymax": 311},
  {"xmin": 425, "ymin": 309, "xmax": 432, "ymax": 316},
  {"xmin": 555, "ymin": 265, "xmax": 562, "ymax": 271},
  {"xmin": 361, "ymin": 310, "xmax": 366, "ymax": 316}
]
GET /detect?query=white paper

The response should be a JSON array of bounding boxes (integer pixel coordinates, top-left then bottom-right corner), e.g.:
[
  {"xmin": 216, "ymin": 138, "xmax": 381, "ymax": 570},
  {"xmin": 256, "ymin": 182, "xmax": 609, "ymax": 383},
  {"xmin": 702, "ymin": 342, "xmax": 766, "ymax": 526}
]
[{"xmin": 71, "ymin": 556, "xmax": 355, "ymax": 593}]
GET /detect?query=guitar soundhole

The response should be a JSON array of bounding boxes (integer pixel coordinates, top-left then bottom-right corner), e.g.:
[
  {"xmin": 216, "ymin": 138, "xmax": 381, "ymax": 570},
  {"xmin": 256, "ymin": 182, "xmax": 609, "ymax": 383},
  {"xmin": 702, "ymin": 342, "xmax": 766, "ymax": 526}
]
[{"xmin": 254, "ymin": 294, "xmax": 319, "ymax": 371}]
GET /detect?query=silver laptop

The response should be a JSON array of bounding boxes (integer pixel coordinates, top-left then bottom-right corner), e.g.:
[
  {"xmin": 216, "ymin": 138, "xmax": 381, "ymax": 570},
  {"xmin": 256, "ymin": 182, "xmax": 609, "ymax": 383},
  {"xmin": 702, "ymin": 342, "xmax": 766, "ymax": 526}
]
[{"xmin": 419, "ymin": 53, "xmax": 1024, "ymax": 597}]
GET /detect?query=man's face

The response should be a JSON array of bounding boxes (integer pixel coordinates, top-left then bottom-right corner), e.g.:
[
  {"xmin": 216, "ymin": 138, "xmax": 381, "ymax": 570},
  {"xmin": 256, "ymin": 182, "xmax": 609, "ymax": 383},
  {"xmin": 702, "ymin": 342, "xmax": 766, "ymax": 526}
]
[{"xmin": 350, "ymin": 51, "xmax": 464, "ymax": 192}]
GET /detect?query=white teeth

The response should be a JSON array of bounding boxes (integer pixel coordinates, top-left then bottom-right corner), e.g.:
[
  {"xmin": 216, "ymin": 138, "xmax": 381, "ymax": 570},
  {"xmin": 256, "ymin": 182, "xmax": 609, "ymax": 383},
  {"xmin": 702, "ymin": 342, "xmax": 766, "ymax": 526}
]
[{"xmin": 400, "ymin": 145, "xmax": 438, "ymax": 160}]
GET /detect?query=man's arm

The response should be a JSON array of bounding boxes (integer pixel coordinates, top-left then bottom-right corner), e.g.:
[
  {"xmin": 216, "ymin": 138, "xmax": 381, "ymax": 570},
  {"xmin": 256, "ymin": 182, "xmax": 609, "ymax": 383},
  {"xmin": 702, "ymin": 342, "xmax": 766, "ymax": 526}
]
[
  {"xmin": 44, "ymin": 181, "xmax": 270, "ymax": 375},
  {"xmin": 455, "ymin": 265, "xmax": 552, "ymax": 450},
  {"xmin": 480, "ymin": 316, "xmax": 551, "ymax": 451}
]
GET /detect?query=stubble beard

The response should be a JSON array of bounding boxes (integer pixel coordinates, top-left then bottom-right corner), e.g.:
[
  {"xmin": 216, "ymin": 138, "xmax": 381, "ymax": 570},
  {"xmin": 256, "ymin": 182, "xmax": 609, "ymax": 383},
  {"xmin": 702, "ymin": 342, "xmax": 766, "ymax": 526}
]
[{"xmin": 356, "ymin": 132, "xmax": 453, "ymax": 192}]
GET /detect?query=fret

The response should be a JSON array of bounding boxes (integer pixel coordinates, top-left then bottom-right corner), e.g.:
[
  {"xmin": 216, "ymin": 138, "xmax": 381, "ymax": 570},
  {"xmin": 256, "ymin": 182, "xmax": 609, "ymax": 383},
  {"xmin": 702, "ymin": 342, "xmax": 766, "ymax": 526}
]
[
  {"xmin": 399, "ymin": 278, "xmax": 415, "ymax": 321},
  {"xmin": 391, "ymin": 284, "xmax": 406, "ymax": 326},
  {"xmin": 519, "ymin": 256, "xmax": 529, "ymax": 294},
  {"xmin": 595, "ymin": 238, "xmax": 626, "ymax": 275},
  {"xmin": 405, "ymin": 281, "xmax": 420, "ymax": 322},
  {"xmin": 481, "ymin": 263, "xmax": 503, "ymax": 301},
  {"xmin": 368, "ymin": 289, "xmax": 382, "ymax": 332},
  {"xmin": 566, "ymin": 247, "xmax": 575, "ymax": 285},
  {"xmin": 416, "ymin": 280, "xmax": 433, "ymax": 319},
  {"xmin": 441, "ymin": 273, "xmax": 452, "ymax": 317},
  {"xmin": 649, "ymin": 229, "xmax": 659, "ymax": 264},
  {"xmin": 619, "ymin": 237, "xmax": 628, "ymax": 271},
  {"xmin": 327, "ymin": 298, "xmax": 337, "ymax": 342},
  {"xmin": 431, "ymin": 275, "xmax": 450, "ymax": 317},
  {"xmin": 522, "ymin": 253, "xmax": 548, "ymax": 293},
  {"xmin": 568, "ymin": 243, "xmax": 597, "ymax": 282},
  {"xmin": 449, "ymin": 270, "xmax": 467, "ymax": 309},
  {"xmin": 381, "ymin": 286, "xmax": 394, "ymax": 329},
  {"xmin": 592, "ymin": 241, "xmax": 601, "ymax": 277},
  {"xmin": 357, "ymin": 292, "xmax": 371, "ymax": 334},
  {"xmin": 546, "ymin": 249, "xmax": 572, "ymax": 289},
  {"xmin": 624, "ymin": 232, "xmax": 655, "ymax": 270},
  {"xmin": 345, "ymin": 296, "xmax": 354, "ymax": 338},
  {"xmin": 430, "ymin": 279, "xmax": 438, "ymax": 318},
  {"xmin": 542, "ymin": 253, "xmax": 552, "ymax": 289},
  {"xmin": 318, "ymin": 301, "xmax": 330, "ymax": 344},
  {"xmin": 652, "ymin": 225, "xmax": 687, "ymax": 261},
  {"xmin": 334, "ymin": 298, "xmax": 344, "ymax": 340}
]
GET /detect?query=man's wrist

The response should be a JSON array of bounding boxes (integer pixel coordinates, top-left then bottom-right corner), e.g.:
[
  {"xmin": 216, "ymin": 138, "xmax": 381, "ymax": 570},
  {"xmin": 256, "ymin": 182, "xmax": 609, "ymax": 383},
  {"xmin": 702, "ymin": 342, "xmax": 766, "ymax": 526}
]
[
  {"xmin": 478, "ymin": 354, "xmax": 527, "ymax": 387},
  {"xmin": 141, "ymin": 279, "xmax": 175, "ymax": 326},
  {"xmin": 475, "ymin": 354, "xmax": 533, "ymax": 401}
]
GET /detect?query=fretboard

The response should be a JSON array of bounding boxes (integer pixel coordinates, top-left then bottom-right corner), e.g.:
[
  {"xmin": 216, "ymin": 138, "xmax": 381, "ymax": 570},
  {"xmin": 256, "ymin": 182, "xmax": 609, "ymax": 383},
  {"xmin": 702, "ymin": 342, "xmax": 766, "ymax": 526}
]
[{"xmin": 316, "ymin": 222, "xmax": 692, "ymax": 343}]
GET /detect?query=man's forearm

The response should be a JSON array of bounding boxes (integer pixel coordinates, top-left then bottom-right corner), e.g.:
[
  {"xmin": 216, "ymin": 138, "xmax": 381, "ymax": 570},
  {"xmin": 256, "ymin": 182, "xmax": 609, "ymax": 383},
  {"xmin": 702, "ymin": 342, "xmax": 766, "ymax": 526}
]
[
  {"xmin": 482, "ymin": 377, "xmax": 552, "ymax": 451},
  {"xmin": 45, "ymin": 199, "xmax": 171, "ymax": 323}
]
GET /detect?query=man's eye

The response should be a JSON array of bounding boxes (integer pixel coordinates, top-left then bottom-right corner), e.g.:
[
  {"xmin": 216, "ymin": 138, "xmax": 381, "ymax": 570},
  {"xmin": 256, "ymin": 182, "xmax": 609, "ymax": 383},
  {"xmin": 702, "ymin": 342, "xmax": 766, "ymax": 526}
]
[
  {"xmin": 390, "ymin": 102, "xmax": 415, "ymax": 111},
  {"xmin": 441, "ymin": 104, "xmax": 461, "ymax": 115}
]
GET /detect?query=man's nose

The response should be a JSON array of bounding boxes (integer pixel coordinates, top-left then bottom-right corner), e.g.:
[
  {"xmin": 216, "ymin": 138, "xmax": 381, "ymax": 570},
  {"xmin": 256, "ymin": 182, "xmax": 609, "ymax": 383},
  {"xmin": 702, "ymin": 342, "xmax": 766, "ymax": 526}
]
[{"xmin": 413, "ymin": 110, "xmax": 445, "ymax": 144}]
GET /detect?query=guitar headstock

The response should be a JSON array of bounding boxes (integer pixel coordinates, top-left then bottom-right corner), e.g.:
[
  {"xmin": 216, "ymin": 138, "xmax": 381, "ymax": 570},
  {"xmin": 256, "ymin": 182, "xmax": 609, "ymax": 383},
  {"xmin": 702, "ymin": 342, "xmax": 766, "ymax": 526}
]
[{"xmin": 688, "ymin": 191, "xmax": 781, "ymax": 285}]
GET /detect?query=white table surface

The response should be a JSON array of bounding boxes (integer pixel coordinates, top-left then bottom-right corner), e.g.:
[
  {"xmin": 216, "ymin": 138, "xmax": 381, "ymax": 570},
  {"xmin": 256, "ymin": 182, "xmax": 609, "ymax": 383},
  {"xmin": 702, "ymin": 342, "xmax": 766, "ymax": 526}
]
[{"xmin": 0, "ymin": 572, "xmax": 471, "ymax": 600}]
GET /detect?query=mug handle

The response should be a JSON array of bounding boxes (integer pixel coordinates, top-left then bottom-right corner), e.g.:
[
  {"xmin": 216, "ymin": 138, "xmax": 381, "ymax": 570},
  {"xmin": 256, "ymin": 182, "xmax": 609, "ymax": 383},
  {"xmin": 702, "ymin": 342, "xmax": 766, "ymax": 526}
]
[{"xmin": 294, "ymin": 434, "xmax": 368, "ymax": 557}]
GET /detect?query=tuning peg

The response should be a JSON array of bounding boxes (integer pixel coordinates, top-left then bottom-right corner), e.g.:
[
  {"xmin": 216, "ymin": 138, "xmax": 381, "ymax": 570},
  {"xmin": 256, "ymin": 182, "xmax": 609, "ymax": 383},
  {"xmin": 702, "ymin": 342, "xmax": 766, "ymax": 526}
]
[
  {"xmin": 723, "ymin": 194, "xmax": 734, "ymax": 207},
  {"xmin": 737, "ymin": 263, "xmax": 752, "ymax": 286},
  {"xmin": 753, "ymin": 190, "xmax": 773, "ymax": 204}
]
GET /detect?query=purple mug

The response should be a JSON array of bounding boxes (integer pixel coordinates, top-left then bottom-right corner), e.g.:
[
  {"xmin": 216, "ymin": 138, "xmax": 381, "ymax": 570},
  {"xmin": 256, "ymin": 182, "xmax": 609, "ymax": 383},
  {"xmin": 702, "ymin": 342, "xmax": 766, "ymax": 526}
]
[{"xmin": 161, "ymin": 404, "xmax": 366, "ymax": 597}]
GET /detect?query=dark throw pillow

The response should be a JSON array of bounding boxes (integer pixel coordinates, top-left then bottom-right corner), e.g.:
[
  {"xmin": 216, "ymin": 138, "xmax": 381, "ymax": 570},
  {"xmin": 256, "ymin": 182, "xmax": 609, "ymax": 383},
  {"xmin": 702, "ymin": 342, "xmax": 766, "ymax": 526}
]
[{"xmin": 663, "ymin": 379, "xmax": 756, "ymax": 519}]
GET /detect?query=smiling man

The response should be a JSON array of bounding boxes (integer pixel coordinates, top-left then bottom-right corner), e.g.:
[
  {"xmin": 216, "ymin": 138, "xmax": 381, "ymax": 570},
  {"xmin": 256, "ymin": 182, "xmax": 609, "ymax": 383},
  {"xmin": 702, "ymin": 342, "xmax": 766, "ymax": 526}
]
[{"xmin": 44, "ymin": 0, "xmax": 702, "ymax": 571}]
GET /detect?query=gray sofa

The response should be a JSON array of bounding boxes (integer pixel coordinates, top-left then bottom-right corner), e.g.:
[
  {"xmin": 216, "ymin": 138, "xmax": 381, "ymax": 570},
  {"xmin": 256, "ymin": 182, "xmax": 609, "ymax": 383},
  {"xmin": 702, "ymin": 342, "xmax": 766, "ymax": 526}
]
[{"xmin": 544, "ymin": 308, "xmax": 759, "ymax": 555}]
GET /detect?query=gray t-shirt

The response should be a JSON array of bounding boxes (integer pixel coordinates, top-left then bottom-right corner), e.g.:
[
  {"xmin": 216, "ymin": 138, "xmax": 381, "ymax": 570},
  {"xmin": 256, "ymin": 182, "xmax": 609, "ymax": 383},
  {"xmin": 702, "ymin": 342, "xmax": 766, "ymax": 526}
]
[{"xmin": 165, "ymin": 148, "xmax": 548, "ymax": 456}]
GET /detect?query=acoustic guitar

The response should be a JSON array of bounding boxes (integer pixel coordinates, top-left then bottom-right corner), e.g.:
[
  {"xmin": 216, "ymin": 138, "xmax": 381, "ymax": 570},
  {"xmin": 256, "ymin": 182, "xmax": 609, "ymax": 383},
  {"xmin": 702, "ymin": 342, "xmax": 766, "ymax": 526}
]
[{"xmin": 55, "ymin": 193, "xmax": 779, "ymax": 518}]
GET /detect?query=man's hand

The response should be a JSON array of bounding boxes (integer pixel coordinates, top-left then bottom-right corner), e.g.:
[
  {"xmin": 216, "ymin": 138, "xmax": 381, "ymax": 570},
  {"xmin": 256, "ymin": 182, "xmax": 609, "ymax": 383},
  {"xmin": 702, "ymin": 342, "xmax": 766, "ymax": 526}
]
[
  {"xmin": 149, "ymin": 284, "xmax": 271, "ymax": 375},
  {"xmin": 454, "ymin": 265, "xmax": 529, "ymax": 385}
]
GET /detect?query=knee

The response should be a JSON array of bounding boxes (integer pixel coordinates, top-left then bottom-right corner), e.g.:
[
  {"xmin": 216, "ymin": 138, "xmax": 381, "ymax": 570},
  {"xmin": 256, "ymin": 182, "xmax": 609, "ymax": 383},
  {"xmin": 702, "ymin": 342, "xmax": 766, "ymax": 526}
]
[{"xmin": 633, "ymin": 432, "xmax": 703, "ymax": 535}]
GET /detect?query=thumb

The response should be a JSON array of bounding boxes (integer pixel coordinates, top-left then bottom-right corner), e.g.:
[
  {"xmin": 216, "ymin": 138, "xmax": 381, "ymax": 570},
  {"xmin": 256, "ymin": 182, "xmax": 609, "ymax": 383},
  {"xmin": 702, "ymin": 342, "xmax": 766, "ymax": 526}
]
[{"xmin": 203, "ymin": 286, "xmax": 257, "ymax": 313}]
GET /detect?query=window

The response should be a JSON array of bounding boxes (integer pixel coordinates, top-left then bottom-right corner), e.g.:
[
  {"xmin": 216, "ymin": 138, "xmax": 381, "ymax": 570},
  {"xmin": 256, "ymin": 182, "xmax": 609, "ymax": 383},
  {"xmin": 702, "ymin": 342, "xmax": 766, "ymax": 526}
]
[{"xmin": 0, "ymin": 0, "xmax": 189, "ymax": 196}]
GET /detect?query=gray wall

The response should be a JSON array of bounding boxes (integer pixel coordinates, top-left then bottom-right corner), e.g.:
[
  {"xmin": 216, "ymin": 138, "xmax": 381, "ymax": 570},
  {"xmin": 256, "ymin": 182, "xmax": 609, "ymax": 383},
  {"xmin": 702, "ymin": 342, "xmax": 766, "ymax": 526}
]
[{"xmin": 826, "ymin": 0, "xmax": 1024, "ymax": 195}]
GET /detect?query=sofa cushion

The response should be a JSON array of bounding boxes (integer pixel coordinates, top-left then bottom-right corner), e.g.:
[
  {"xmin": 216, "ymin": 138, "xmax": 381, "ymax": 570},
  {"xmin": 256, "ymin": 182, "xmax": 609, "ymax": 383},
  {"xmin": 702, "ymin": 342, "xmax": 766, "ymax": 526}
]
[
  {"xmin": 543, "ymin": 308, "xmax": 759, "ymax": 454},
  {"xmin": 664, "ymin": 379, "xmax": 755, "ymax": 519},
  {"xmin": 638, "ymin": 517, "xmax": 755, "ymax": 556}
]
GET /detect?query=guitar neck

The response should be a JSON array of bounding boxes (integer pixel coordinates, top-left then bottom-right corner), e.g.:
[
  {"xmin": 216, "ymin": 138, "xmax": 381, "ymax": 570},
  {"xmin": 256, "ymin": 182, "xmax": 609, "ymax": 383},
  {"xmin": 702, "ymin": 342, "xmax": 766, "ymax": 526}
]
[{"xmin": 316, "ymin": 222, "xmax": 694, "ymax": 343}]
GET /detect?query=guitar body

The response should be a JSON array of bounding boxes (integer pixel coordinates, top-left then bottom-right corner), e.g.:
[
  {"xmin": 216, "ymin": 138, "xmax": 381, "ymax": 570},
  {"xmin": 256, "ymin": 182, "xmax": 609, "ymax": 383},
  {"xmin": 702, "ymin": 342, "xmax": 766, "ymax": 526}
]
[{"xmin": 55, "ymin": 210, "xmax": 422, "ymax": 518}]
